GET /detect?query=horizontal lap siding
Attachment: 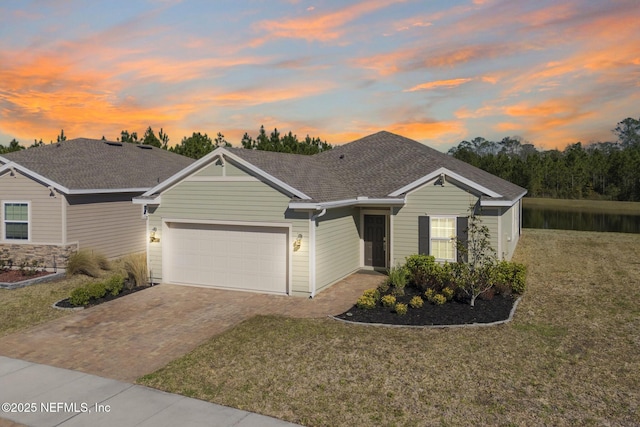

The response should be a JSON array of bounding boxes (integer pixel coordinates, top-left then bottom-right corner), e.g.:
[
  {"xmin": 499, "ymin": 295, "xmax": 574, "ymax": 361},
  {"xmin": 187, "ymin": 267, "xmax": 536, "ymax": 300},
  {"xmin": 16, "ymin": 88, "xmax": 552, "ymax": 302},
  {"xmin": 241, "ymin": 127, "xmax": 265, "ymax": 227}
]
[
  {"xmin": 393, "ymin": 181, "xmax": 479, "ymax": 265},
  {"xmin": 315, "ymin": 207, "xmax": 360, "ymax": 292},
  {"xmin": 149, "ymin": 180, "xmax": 309, "ymax": 294},
  {"xmin": 66, "ymin": 194, "xmax": 145, "ymax": 259},
  {"xmin": 0, "ymin": 172, "xmax": 62, "ymax": 243},
  {"xmin": 194, "ymin": 162, "xmax": 224, "ymax": 177}
]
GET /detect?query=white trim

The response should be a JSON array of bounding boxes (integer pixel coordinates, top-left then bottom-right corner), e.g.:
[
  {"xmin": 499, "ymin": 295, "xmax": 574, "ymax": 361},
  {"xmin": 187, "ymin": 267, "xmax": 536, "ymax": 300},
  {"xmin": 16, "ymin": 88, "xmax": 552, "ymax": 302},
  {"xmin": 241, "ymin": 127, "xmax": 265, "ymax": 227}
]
[
  {"xmin": 61, "ymin": 196, "xmax": 67, "ymax": 244},
  {"xmin": 184, "ymin": 176, "xmax": 259, "ymax": 182},
  {"xmin": 161, "ymin": 218, "xmax": 292, "ymax": 295},
  {"xmin": 388, "ymin": 167, "xmax": 502, "ymax": 198},
  {"xmin": 290, "ymin": 197, "xmax": 405, "ymax": 210},
  {"xmin": 497, "ymin": 207, "xmax": 503, "ymax": 259},
  {"xmin": 140, "ymin": 148, "xmax": 312, "ymax": 200},
  {"xmin": 309, "ymin": 209, "xmax": 327, "ymax": 297},
  {"xmin": 389, "ymin": 206, "xmax": 395, "ymax": 266},
  {"xmin": 480, "ymin": 190, "xmax": 527, "ymax": 207},
  {"xmin": 132, "ymin": 195, "xmax": 161, "ymax": 205},
  {"xmin": 2, "ymin": 201, "xmax": 31, "ymax": 242}
]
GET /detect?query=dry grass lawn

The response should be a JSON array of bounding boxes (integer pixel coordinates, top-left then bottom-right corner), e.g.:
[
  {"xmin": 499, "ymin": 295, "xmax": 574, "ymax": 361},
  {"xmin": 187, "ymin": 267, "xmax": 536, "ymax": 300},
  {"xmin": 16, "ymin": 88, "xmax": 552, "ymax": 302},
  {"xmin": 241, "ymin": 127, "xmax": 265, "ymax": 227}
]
[
  {"xmin": 0, "ymin": 274, "xmax": 106, "ymax": 337},
  {"xmin": 136, "ymin": 229, "xmax": 635, "ymax": 425}
]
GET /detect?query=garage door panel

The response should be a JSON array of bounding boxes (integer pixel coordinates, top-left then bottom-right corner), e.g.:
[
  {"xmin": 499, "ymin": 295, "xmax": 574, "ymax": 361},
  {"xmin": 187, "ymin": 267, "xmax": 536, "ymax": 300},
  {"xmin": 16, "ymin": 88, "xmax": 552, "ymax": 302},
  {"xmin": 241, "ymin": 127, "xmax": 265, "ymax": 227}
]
[{"xmin": 166, "ymin": 222, "xmax": 288, "ymax": 294}]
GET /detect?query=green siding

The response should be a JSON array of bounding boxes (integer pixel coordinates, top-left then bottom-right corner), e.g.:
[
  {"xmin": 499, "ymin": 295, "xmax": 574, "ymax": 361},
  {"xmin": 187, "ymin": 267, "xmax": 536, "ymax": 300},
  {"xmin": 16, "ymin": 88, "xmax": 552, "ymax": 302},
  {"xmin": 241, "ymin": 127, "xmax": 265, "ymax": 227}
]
[
  {"xmin": 392, "ymin": 180, "xmax": 481, "ymax": 265},
  {"xmin": 193, "ymin": 159, "xmax": 248, "ymax": 177},
  {"xmin": 315, "ymin": 207, "xmax": 360, "ymax": 292},
  {"xmin": 499, "ymin": 203, "xmax": 519, "ymax": 260},
  {"xmin": 148, "ymin": 179, "xmax": 309, "ymax": 295}
]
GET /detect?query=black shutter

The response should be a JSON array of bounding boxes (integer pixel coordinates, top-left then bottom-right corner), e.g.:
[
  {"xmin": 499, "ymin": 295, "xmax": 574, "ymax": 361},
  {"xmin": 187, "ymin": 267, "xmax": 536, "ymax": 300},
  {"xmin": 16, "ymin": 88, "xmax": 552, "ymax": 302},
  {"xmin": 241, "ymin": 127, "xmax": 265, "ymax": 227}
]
[
  {"xmin": 456, "ymin": 216, "xmax": 469, "ymax": 262},
  {"xmin": 418, "ymin": 216, "xmax": 430, "ymax": 255}
]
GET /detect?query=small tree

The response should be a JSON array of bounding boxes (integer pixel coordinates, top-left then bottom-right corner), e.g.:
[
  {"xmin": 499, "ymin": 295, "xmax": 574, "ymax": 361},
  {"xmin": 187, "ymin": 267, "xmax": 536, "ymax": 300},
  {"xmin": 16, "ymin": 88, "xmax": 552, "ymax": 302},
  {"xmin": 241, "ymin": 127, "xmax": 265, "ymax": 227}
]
[{"xmin": 456, "ymin": 205, "xmax": 497, "ymax": 307}]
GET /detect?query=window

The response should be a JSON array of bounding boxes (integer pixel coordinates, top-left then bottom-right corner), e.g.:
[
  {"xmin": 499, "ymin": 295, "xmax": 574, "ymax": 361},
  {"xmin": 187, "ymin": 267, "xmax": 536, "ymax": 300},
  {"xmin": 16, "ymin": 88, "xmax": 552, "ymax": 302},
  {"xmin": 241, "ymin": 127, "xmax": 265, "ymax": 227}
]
[
  {"xmin": 4, "ymin": 202, "xmax": 29, "ymax": 240},
  {"xmin": 431, "ymin": 217, "xmax": 456, "ymax": 261}
]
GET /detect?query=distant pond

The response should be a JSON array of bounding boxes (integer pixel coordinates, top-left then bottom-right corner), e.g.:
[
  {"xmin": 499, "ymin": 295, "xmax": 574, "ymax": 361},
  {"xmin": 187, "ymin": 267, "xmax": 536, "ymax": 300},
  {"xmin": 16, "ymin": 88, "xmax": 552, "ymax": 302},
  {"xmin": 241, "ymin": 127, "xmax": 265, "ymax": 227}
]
[{"xmin": 523, "ymin": 206, "xmax": 640, "ymax": 233}]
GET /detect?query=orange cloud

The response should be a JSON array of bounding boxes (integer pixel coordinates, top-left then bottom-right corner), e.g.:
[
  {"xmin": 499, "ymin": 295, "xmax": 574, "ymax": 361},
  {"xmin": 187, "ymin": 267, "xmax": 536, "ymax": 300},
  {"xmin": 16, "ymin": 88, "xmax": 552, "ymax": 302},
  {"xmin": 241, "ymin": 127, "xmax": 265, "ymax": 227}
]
[
  {"xmin": 253, "ymin": 0, "xmax": 402, "ymax": 44},
  {"xmin": 405, "ymin": 78, "xmax": 473, "ymax": 92},
  {"xmin": 212, "ymin": 82, "xmax": 336, "ymax": 107}
]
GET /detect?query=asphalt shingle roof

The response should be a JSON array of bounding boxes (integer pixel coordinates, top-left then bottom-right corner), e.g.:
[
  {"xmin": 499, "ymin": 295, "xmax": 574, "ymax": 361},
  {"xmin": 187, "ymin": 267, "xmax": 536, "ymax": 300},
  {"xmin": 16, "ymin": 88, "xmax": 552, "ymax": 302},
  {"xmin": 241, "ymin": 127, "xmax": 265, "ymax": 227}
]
[
  {"xmin": 231, "ymin": 131, "xmax": 526, "ymax": 203},
  {"xmin": 2, "ymin": 138, "xmax": 195, "ymax": 192}
]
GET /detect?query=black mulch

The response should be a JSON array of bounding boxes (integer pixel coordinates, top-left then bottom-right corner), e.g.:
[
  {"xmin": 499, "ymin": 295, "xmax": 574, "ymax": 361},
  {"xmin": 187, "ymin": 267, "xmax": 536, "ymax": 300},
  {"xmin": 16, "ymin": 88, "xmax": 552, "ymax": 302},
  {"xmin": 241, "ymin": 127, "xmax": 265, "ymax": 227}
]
[
  {"xmin": 335, "ymin": 286, "xmax": 517, "ymax": 326},
  {"xmin": 55, "ymin": 284, "xmax": 153, "ymax": 309}
]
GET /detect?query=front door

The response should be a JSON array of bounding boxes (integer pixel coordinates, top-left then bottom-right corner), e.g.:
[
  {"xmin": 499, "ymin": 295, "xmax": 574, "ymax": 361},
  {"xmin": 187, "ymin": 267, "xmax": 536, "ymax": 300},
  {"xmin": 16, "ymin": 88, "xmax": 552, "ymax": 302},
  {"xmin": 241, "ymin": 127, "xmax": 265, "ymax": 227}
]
[{"xmin": 364, "ymin": 215, "xmax": 386, "ymax": 267}]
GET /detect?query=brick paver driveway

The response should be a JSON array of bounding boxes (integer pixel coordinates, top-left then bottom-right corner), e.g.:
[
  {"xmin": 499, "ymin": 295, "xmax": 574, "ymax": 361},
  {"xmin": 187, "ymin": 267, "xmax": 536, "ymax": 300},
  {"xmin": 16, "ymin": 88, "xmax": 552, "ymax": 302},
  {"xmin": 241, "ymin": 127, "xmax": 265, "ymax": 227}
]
[{"xmin": 0, "ymin": 272, "xmax": 383, "ymax": 382}]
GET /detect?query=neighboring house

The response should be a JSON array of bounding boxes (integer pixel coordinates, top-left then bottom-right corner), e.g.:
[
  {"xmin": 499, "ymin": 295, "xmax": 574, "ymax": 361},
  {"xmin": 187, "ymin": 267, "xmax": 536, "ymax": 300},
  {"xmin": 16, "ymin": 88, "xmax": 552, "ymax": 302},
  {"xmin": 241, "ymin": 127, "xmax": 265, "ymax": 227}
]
[
  {"xmin": 0, "ymin": 138, "xmax": 194, "ymax": 269},
  {"xmin": 135, "ymin": 131, "xmax": 527, "ymax": 297}
]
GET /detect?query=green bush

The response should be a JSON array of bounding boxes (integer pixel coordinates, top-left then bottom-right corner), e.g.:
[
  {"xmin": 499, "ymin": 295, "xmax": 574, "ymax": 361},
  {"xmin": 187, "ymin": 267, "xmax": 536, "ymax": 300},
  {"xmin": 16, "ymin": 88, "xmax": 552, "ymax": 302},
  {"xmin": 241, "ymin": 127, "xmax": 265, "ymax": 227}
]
[
  {"xmin": 105, "ymin": 275, "xmax": 125, "ymax": 296},
  {"xmin": 386, "ymin": 266, "xmax": 408, "ymax": 296},
  {"xmin": 441, "ymin": 287, "xmax": 455, "ymax": 301},
  {"xmin": 69, "ymin": 287, "xmax": 91, "ymax": 306},
  {"xmin": 394, "ymin": 302, "xmax": 408, "ymax": 315},
  {"xmin": 431, "ymin": 293, "xmax": 447, "ymax": 305},
  {"xmin": 86, "ymin": 282, "xmax": 107, "ymax": 300},
  {"xmin": 424, "ymin": 288, "xmax": 436, "ymax": 300},
  {"xmin": 362, "ymin": 288, "xmax": 380, "ymax": 302},
  {"xmin": 66, "ymin": 250, "xmax": 102, "ymax": 278},
  {"xmin": 381, "ymin": 294, "xmax": 396, "ymax": 307},
  {"xmin": 409, "ymin": 296, "xmax": 423, "ymax": 308},
  {"xmin": 490, "ymin": 261, "xmax": 527, "ymax": 295},
  {"xmin": 405, "ymin": 254, "xmax": 437, "ymax": 289},
  {"xmin": 356, "ymin": 295, "xmax": 376, "ymax": 310}
]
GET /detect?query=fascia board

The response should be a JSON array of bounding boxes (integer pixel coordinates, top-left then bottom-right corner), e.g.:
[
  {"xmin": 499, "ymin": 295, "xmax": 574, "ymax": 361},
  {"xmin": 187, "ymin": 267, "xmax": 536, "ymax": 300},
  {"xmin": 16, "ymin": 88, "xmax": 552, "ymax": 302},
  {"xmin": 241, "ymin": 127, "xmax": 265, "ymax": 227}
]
[{"xmin": 289, "ymin": 198, "xmax": 405, "ymax": 210}]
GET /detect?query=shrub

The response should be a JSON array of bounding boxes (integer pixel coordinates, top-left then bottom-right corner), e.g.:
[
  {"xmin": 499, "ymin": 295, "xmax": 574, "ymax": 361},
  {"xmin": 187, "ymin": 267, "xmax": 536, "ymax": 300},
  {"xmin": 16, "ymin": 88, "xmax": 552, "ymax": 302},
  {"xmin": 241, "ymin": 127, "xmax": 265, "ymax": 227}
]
[
  {"xmin": 386, "ymin": 266, "xmax": 408, "ymax": 296},
  {"xmin": 356, "ymin": 295, "xmax": 376, "ymax": 310},
  {"xmin": 86, "ymin": 282, "xmax": 107, "ymax": 300},
  {"xmin": 69, "ymin": 287, "xmax": 91, "ymax": 306},
  {"xmin": 362, "ymin": 288, "xmax": 380, "ymax": 302},
  {"xmin": 409, "ymin": 296, "xmax": 423, "ymax": 309},
  {"xmin": 381, "ymin": 294, "xmax": 396, "ymax": 307},
  {"xmin": 105, "ymin": 275, "xmax": 125, "ymax": 296},
  {"xmin": 441, "ymin": 287, "xmax": 455, "ymax": 301},
  {"xmin": 490, "ymin": 261, "xmax": 527, "ymax": 295},
  {"xmin": 94, "ymin": 253, "xmax": 111, "ymax": 271},
  {"xmin": 394, "ymin": 303, "xmax": 408, "ymax": 315},
  {"xmin": 123, "ymin": 253, "xmax": 148, "ymax": 287},
  {"xmin": 431, "ymin": 293, "xmax": 447, "ymax": 305},
  {"xmin": 66, "ymin": 250, "xmax": 102, "ymax": 278},
  {"xmin": 424, "ymin": 289, "xmax": 436, "ymax": 300},
  {"xmin": 405, "ymin": 254, "xmax": 437, "ymax": 290}
]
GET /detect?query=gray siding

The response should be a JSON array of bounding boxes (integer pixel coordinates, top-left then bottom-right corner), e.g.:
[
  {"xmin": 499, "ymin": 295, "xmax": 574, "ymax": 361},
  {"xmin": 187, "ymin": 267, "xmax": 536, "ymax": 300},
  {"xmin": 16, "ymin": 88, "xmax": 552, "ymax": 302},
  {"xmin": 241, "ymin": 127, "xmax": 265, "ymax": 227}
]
[
  {"xmin": 315, "ymin": 207, "xmax": 360, "ymax": 292},
  {"xmin": 0, "ymin": 171, "xmax": 63, "ymax": 244},
  {"xmin": 392, "ymin": 179, "xmax": 481, "ymax": 265},
  {"xmin": 148, "ymin": 179, "xmax": 309, "ymax": 295},
  {"xmin": 66, "ymin": 193, "xmax": 146, "ymax": 259}
]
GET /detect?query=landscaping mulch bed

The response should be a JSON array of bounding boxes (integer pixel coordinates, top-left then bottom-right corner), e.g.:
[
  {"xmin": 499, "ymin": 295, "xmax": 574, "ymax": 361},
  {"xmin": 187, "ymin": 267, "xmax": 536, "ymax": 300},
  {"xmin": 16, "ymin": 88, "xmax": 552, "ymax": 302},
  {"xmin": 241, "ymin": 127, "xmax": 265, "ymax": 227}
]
[
  {"xmin": 336, "ymin": 286, "xmax": 517, "ymax": 326},
  {"xmin": 0, "ymin": 269, "xmax": 53, "ymax": 283},
  {"xmin": 55, "ymin": 285, "xmax": 152, "ymax": 309}
]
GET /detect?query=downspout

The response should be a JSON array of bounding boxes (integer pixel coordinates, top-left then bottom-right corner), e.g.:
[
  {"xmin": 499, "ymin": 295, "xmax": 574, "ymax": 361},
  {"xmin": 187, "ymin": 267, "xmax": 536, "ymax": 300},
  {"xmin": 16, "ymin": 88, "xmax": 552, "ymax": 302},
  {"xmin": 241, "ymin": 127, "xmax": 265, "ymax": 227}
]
[{"xmin": 309, "ymin": 208, "xmax": 327, "ymax": 298}]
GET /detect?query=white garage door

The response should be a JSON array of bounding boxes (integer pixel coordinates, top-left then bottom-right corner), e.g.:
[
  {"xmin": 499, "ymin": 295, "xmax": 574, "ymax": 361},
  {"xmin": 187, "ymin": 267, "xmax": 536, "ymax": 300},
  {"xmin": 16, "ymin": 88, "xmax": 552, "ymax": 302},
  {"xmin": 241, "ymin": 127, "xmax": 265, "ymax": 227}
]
[{"xmin": 165, "ymin": 222, "xmax": 288, "ymax": 294}]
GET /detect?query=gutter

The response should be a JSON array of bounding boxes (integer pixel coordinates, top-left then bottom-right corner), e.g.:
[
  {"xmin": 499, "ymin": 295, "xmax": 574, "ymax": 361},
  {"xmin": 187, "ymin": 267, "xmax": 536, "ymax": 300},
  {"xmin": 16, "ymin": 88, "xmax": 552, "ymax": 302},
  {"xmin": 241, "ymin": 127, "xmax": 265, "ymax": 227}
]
[
  {"xmin": 309, "ymin": 208, "xmax": 327, "ymax": 298},
  {"xmin": 290, "ymin": 197, "xmax": 405, "ymax": 210}
]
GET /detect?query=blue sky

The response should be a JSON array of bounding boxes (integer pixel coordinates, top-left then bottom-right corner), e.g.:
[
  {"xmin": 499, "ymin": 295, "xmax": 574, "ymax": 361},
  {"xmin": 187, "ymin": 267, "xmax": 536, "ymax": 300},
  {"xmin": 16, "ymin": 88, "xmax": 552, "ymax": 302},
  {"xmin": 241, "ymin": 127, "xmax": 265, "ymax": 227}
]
[{"xmin": 1, "ymin": 0, "xmax": 639, "ymax": 150}]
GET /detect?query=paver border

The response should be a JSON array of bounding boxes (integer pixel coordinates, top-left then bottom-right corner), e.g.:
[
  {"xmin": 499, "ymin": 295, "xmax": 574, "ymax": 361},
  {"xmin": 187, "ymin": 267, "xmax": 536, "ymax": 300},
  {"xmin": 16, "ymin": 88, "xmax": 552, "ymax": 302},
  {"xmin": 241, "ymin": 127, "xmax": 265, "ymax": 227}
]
[{"xmin": 0, "ymin": 272, "xmax": 65, "ymax": 290}]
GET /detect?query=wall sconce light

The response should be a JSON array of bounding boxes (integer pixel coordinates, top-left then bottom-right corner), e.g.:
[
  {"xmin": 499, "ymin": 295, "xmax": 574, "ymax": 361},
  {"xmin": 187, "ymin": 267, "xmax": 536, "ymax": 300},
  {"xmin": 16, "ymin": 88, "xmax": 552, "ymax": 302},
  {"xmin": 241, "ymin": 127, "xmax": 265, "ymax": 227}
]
[
  {"xmin": 9, "ymin": 166, "xmax": 15, "ymax": 177},
  {"xmin": 149, "ymin": 227, "xmax": 160, "ymax": 243},
  {"xmin": 435, "ymin": 173, "xmax": 446, "ymax": 186},
  {"xmin": 293, "ymin": 234, "xmax": 303, "ymax": 251}
]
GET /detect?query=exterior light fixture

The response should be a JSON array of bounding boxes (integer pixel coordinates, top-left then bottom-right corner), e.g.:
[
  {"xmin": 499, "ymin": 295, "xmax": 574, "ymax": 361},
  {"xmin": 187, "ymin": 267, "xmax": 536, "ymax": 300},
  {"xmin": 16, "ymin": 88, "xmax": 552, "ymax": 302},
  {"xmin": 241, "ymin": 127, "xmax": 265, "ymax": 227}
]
[
  {"xmin": 149, "ymin": 227, "xmax": 160, "ymax": 243},
  {"xmin": 293, "ymin": 234, "xmax": 303, "ymax": 251}
]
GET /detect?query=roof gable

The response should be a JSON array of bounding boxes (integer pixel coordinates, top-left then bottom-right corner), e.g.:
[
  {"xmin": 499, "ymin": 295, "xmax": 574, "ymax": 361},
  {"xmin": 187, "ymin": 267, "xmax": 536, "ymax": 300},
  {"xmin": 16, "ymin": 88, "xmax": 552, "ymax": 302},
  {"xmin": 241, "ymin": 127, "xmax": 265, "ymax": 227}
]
[{"xmin": 1, "ymin": 138, "xmax": 195, "ymax": 194}]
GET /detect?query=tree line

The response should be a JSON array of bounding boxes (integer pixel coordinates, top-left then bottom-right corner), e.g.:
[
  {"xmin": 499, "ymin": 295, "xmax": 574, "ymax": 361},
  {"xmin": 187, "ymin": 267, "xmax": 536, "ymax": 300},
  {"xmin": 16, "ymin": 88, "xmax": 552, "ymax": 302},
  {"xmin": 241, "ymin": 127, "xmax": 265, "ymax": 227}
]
[
  {"xmin": 0, "ymin": 126, "xmax": 332, "ymax": 159},
  {"xmin": 448, "ymin": 117, "xmax": 640, "ymax": 201}
]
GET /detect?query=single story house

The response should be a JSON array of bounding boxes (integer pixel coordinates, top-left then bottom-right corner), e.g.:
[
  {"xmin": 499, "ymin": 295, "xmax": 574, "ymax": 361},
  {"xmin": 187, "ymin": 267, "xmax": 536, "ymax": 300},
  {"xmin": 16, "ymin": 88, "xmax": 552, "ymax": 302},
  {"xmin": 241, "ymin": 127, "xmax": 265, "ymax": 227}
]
[
  {"xmin": 0, "ymin": 138, "xmax": 194, "ymax": 269},
  {"xmin": 135, "ymin": 131, "xmax": 526, "ymax": 297}
]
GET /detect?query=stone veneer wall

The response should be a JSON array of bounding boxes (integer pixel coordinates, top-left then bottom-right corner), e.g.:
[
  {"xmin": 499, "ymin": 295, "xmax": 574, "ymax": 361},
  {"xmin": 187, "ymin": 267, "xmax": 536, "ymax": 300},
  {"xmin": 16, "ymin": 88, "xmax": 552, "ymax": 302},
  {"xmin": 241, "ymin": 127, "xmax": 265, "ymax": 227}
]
[{"xmin": 0, "ymin": 243, "xmax": 78, "ymax": 270}]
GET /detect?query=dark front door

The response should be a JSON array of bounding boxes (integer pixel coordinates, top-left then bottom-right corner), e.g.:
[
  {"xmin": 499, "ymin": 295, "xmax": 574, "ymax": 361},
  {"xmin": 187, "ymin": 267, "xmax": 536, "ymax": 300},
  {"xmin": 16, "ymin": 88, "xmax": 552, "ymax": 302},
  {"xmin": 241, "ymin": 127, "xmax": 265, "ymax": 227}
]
[{"xmin": 364, "ymin": 215, "xmax": 386, "ymax": 267}]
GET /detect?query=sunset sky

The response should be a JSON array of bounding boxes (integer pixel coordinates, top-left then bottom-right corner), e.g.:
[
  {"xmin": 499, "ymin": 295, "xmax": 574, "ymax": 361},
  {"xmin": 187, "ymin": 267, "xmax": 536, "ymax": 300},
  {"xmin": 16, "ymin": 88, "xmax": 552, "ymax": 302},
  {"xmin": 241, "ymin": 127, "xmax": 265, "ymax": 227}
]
[{"xmin": 1, "ymin": 0, "xmax": 639, "ymax": 151}]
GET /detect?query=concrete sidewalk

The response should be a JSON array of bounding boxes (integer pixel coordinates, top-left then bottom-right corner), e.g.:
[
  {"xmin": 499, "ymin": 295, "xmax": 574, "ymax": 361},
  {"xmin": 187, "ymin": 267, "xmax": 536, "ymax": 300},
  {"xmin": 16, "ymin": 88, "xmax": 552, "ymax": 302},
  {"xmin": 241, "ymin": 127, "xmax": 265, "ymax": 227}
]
[{"xmin": 0, "ymin": 356, "xmax": 301, "ymax": 427}]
